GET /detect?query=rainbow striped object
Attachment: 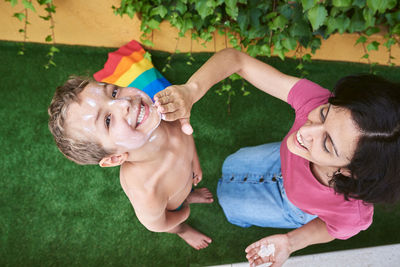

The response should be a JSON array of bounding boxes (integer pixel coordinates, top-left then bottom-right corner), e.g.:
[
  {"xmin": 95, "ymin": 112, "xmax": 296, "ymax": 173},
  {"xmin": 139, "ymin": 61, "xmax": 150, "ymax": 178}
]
[{"xmin": 93, "ymin": 40, "xmax": 171, "ymax": 100}]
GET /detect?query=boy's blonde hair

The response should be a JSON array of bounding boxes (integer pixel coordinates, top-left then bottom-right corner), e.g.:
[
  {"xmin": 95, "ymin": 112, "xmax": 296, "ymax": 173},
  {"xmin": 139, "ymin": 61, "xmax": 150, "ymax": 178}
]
[{"xmin": 48, "ymin": 77, "xmax": 114, "ymax": 165}]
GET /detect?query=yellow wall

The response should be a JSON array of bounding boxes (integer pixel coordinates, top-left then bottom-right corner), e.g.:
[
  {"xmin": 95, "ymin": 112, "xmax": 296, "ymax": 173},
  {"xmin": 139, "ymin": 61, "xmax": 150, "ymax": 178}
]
[{"xmin": 1, "ymin": 0, "xmax": 399, "ymax": 66}]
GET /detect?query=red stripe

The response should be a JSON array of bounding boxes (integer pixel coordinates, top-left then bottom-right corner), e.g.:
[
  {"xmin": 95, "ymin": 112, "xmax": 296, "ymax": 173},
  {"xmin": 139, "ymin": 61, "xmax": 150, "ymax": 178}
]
[{"xmin": 93, "ymin": 40, "xmax": 144, "ymax": 82}]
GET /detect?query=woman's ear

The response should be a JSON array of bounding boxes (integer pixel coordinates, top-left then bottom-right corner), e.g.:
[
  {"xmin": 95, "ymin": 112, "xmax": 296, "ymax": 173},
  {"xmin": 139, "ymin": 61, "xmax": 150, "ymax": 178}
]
[
  {"xmin": 337, "ymin": 168, "xmax": 352, "ymax": 177},
  {"xmin": 99, "ymin": 153, "xmax": 128, "ymax": 167}
]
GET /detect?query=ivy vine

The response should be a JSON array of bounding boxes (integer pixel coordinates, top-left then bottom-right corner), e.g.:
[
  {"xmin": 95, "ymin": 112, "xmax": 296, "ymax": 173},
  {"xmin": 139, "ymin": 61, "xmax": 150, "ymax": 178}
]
[
  {"xmin": 113, "ymin": 0, "xmax": 400, "ymax": 106},
  {"xmin": 6, "ymin": 0, "xmax": 59, "ymax": 68}
]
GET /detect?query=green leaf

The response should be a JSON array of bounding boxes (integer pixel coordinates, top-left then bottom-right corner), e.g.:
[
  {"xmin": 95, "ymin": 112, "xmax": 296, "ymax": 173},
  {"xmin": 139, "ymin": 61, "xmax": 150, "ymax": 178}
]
[
  {"xmin": 310, "ymin": 37, "xmax": 321, "ymax": 54},
  {"xmin": 247, "ymin": 45, "xmax": 259, "ymax": 57},
  {"xmin": 289, "ymin": 20, "xmax": 311, "ymax": 37},
  {"xmin": 365, "ymin": 27, "xmax": 380, "ymax": 36},
  {"xmin": 237, "ymin": 9, "xmax": 249, "ymax": 32},
  {"xmin": 273, "ymin": 47, "xmax": 286, "ymax": 60},
  {"xmin": 392, "ymin": 23, "xmax": 400, "ymax": 35},
  {"xmin": 349, "ymin": 9, "xmax": 366, "ymax": 32},
  {"xmin": 45, "ymin": 4, "xmax": 56, "ymax": 13},
  {"xmin": 250, "ymin": 7, "xmax": 262, "ymax": 28},
  {"xmin": 355, "ymin": 35, "xmax": 367, "ymax": 45},
  {"xmin": 259, "ymin": 44, "xmax": 271, "ymax": 57},
  {"xmin": 363, "ymin": 8, "xmax": 375, "ymax": 28},
  {"xmin": 141, "ymin": 39, "xmax": 154, "ymax": 47},
  {"xmin": 195, "ymin": 0, "xmax": 214, "ymax": 19},
  {"xmin": 296, "ymin": 63, "xmax": 304, "ymax": 70},
  {"xmin": 10, "ymin": 0, "xmax": 18, "ymax": 7},
  {"xmin": 366, "ymin": 0, "xmax": 396, "ymax": 13},
  {"xmin": 39, "ymin": 15, "xmax": 51, "ymax": 21},
  {"xmin": 151, "ymin": 6, "xmax": 168, "ymax": 18},
  {"xmin": 225, "ymin": 0, "xmax": 238, "ymax": 19},
  {"xmin": 307, "ymin": 5, "xmax": 328, "ymax": 31},
  {"xmin": 147, "ymin": 19, "xmax": 160, "ymax": 30},
  {"xmin": 13, "ymin": 12, "xmax": 26, "ymax": 21},
  {"xmin": 366, "ymin": 41, "xmax": 379, "ymax": 51},
  {"xmin": 302, "ymin": 53, "xmax": 312, "ymax": 63},
  {"xmin": 22, "ymin": 0, "xmax": 36, "ymax": 12},
  {"xmin": 45, "ymin": 35, "xmax": 52, "ymax": 42},
  {"xmin": 301, "ymin": 0, "xmax": 318, "ymax": 11},
  {"xmin": 175, "ymin": 1, "xmax": 187, "ymax": 14},
  {"xmin": 50, "ymin": 46, "xmax": 60, "ymax": 53},
  {"xmin": 265, "ymin": 11, "xmax": 277, "ymax": 21},
  {"xmin": 361, "ymin": 53, "xmax": 369, "ymax": 59},
  {"xmin": 383, "ymin": 38, "xmax": 396, "ymax": 49},
  {"xmin": 326, "ymin": 15, "xmax": 351, "ymax": 35},
  {"xmin": 282, "ymin": 37, "xmax": 297, "ymax": 50},
  {"xmin": 353, "ymin": 0, "xmax": 366, "ymax": 8},
  {"xmin": 125, "ymin": 4, "xmax": 136, "ymax": 19},
  {"xmin": 332, "ymin": 0, "xmax": 352, "ymax": 7},
  {"xmin": 143, "ymin": 51, "xmax": 152, "ymax": 61},
  {"xmin": 271, "ymin": 15, "xmax": 288, "ymax": 30}
]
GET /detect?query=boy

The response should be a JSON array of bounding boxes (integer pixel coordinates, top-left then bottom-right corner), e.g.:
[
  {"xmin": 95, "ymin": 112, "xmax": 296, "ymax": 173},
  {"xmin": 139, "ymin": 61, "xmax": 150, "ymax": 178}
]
[{"xmin": 48, "ymin": 77, "xmax": 213, "ymax": 250}]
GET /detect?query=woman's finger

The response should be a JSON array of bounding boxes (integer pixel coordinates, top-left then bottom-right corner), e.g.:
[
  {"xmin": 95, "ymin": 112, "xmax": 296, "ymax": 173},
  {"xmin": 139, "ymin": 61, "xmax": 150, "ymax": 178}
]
[
  {"xmin": 179, "ymin": 118, "xmax": 193, "ymax": 135},
  {"xmin": 162, "ymin": 111, "xmax": 184, "ymax": 121},
  {"xmin": 246, "ymin": 248, "xmax": 259, "ymax": 259},
  {"xmin": 159, "ymin": 102, "xmax": 179, "ymax": 113},
  {"xmin": 246, "ymin": 240, "xmax": 262, "ymax": 252},
  {"xmin": 154, "ymin": 87, "xmax": 172, "ymax": 100},
  {"xmin": 156, "ymin": 94, "xmax": 173, "ymax": 106}
]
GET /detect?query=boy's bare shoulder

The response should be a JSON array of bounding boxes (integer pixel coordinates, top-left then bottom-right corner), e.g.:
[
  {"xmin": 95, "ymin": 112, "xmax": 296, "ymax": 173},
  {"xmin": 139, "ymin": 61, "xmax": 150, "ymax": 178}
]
[{"xmin": 120, "ymin": 162, "xmax": 168, "ymax": 215}]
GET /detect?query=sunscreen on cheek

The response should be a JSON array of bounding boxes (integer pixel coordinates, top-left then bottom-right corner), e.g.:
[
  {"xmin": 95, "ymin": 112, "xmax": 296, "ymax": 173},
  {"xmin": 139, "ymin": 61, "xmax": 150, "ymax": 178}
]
[{"xmin": 86, "ymin": 98, "xmax": 97, "ymax": 107}]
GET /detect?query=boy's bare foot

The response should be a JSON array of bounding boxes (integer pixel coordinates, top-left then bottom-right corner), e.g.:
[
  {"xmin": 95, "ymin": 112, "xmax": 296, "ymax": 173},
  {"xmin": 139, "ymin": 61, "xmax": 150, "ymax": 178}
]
[
  {"xmin": 186, "ymin": 188, "xmax": 214, "ymax": 204},
  {"xmin": 177, "ymin": 224, "xmax": 212, "ymax": 250}
]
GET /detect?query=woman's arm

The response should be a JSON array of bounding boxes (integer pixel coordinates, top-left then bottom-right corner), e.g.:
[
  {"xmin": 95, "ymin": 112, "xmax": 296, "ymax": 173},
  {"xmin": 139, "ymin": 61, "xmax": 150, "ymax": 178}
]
[
  {"xmin": 154, "ymin": 48, "xmax": 300, "ymax": 134},
  {"xmin": 245, "ymin": 218, "xmax": 334, "ymax": 267}
]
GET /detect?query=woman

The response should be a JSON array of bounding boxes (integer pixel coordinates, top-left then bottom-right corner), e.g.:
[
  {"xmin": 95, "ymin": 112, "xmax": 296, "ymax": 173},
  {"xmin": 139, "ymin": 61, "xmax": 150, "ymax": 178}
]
[{"xmin": 154, "ymin": 48, "xmax": 400, "ymax": 267}]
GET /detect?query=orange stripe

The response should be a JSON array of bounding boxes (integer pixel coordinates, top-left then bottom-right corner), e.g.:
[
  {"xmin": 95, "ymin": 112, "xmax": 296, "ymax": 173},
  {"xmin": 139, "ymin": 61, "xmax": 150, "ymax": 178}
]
[{"xmin": 102, "ymin": 49, "xmax": 146, "ymax": 84}]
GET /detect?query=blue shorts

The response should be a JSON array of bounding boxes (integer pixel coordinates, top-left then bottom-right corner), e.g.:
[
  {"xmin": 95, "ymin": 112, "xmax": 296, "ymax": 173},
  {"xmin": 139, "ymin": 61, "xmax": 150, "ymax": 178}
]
[{"xmin": 217, "ymin": 142, "xmax": 317, "ymax": 228}]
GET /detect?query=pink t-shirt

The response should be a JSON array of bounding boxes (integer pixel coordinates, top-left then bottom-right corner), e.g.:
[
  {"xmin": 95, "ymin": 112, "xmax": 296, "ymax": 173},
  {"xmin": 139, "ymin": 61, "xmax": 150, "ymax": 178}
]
[{"xmin": 280, "ymin": 79, "xmax": 374, "ymax": 240}]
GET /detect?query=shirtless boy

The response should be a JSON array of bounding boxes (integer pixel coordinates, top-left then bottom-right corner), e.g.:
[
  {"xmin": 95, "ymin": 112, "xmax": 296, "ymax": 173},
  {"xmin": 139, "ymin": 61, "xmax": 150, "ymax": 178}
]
[{"xmin": 48, "ymin": 77, "xmax": 213, "ymax": 250}]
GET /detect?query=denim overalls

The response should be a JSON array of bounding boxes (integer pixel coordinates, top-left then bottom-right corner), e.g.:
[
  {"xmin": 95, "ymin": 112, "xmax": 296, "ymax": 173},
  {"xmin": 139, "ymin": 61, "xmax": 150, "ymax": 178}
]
[{"xmin": 217, "ymin": 142, "xmax": 317, "ymax": 228}]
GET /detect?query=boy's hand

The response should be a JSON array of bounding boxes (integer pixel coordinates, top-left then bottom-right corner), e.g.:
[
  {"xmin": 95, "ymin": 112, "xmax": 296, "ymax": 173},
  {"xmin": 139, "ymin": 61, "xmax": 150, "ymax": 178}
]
[{"xmin": 154, "ymin": 84, "xmax": 196, "ymax": 135}]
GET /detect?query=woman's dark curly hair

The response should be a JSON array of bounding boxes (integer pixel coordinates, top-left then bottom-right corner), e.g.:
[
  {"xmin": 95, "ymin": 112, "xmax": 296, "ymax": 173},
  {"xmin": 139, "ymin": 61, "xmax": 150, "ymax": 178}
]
[{"xmin": 328, "ymin": 74, "xmax": 400, "ymax": 204}]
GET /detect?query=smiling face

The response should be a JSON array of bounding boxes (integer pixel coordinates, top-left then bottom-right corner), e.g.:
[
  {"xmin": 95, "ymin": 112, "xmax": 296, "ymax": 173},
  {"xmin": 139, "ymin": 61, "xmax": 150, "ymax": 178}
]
[
  {"xmin": 66, "ymin": 82, "xmax": 161, "ymax": 153},
  {"xmin": 286, "ymin": 104, "xmax": 361, "ymax": 169}
]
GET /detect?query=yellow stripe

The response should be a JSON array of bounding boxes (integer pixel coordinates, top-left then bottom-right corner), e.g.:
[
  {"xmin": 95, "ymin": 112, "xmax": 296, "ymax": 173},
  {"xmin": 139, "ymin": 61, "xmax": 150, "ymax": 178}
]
[{"xmin": 114, "ymin": 59, "xmax": 154, "ymax": 87}]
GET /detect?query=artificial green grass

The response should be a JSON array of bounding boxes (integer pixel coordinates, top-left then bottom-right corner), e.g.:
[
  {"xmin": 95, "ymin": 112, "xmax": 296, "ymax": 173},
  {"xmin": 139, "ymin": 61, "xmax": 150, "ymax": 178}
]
[{"xmin": 1, "ymin": 40, "xmax": 400, "ymax": 267}]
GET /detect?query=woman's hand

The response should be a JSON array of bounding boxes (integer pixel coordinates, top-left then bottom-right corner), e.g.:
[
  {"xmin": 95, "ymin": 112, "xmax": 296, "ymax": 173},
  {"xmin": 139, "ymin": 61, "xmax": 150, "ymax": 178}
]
[
  {"xmin": 245, "ymin": 234, "xmax": 291, "ymax": 267},
  {"xmin": 154, "ymin": 83, "xmax": 197, "ymax": 135}
]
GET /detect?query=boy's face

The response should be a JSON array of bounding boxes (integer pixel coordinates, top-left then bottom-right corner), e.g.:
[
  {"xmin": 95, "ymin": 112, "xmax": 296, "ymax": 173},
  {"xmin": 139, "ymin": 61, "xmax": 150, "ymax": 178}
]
[{"xmin": 66, "ymin": 82, "xmax": 161, "ymax": 152}]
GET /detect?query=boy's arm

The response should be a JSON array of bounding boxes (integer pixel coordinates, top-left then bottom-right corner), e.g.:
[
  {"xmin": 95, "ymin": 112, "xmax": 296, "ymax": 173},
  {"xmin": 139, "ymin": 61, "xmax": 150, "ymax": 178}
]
[
  {"xmin": 192, "ymin": 137, "xmax": 202, "ymax": 186},
  {"xmin": 133, "ymin": 194, "xmax": 190, "ymax": 233}
]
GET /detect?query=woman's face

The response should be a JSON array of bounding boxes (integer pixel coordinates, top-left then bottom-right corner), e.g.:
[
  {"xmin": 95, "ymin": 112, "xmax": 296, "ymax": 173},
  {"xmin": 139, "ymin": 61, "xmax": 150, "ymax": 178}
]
[{"xmin": 286, "ymin": 104, "xmax": 361, "ymax": 168}]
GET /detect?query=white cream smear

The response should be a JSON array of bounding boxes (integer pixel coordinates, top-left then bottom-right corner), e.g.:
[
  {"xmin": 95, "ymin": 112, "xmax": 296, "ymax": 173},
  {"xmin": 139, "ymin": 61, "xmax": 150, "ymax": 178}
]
[
  {"xmin": 82, "ymin": 114, "xmax": 94, "ymax": 121},
  {"xmin": 256, "ymin": 244, "xmax": 275, "ymax": 267},
  {"xmin": 114, "ymin": 107, "xmax": 161, "ymax": 150},
  {"xmin": 86, "ymin": 98, "xmax": 97, "ymax": 107}
]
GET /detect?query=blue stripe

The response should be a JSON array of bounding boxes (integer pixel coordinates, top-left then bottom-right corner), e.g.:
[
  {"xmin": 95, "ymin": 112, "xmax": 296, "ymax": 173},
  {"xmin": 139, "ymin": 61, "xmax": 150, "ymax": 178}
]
[
  {"xmin": 142, "ymin": 77, "xmax": 171, "ymax": 100},
  {"xmin": 127, "ymin": 68, "xmax": 162, "ymax": 90}
]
